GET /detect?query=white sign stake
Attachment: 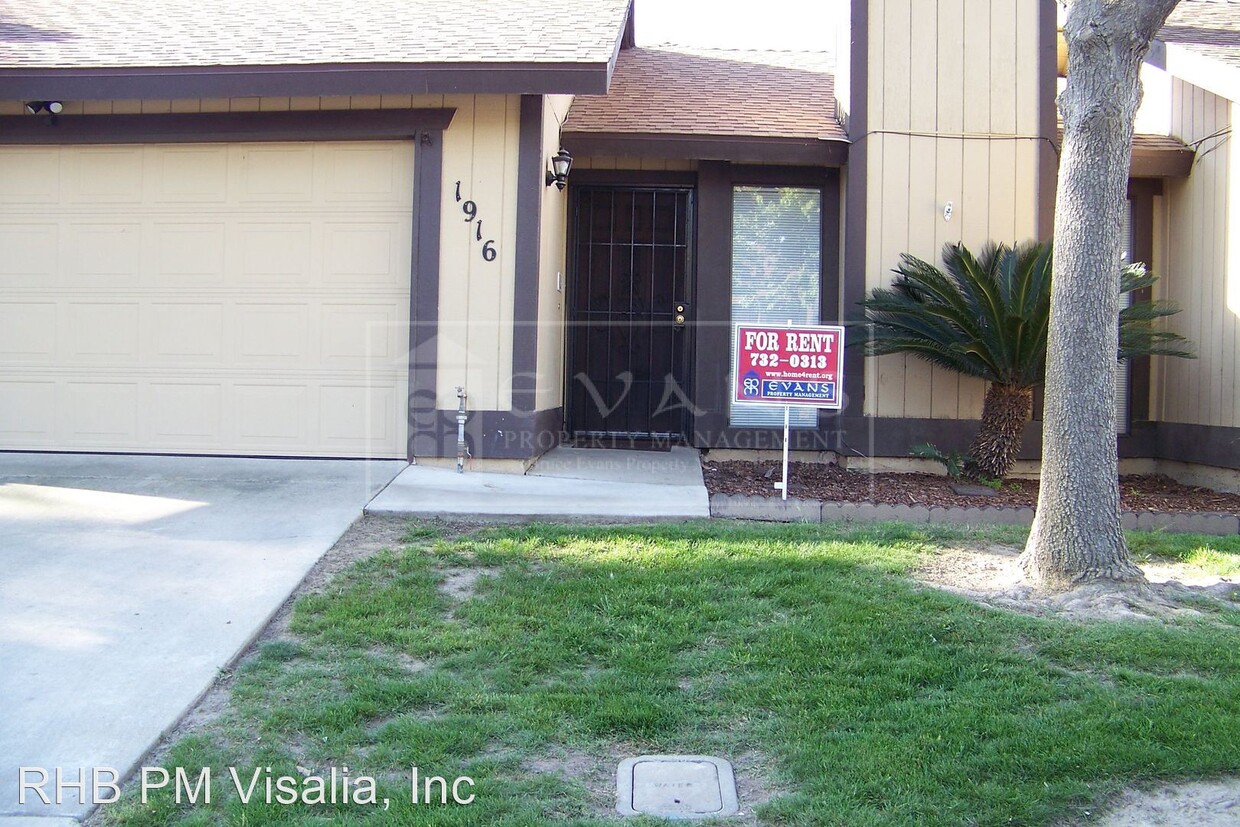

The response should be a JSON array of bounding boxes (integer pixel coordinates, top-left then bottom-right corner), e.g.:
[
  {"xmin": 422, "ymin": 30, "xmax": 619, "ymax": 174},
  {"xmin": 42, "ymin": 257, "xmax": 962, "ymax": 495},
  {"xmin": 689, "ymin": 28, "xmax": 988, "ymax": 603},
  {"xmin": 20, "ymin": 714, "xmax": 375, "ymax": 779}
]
[{"xmin": 777, "ymin": 404, "xmax": 790, "ymax": 500}]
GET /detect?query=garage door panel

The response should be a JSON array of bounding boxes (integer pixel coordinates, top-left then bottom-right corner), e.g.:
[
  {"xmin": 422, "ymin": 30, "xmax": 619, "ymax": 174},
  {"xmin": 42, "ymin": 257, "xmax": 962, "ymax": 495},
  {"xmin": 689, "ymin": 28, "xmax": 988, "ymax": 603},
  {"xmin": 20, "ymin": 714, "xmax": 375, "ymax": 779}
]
[
  {"xmin": 319, "ymin": 383, "xmax": 402, "ymax": 450},
  {"xmin": 65, "ymin": 382, "xmax": 139, "ymax": 440},
  {"xmin": 237, "ymin": 223, "xmax": 313, "ymax": 283},
  {"xmin": 320, "ymin": 303, "xmax": 406, "ymax": 366},
  {"xmin": 0, "ymin": 381, "xmax": 57, "ymax": 442},
  {"xmin": 0, "ymin": 224, "xmax": 58, "ymax": 282},
  {"xmin": 323, "ymin": 221, "xmax": 409, "ymax": 286},
  {"xmin": 235, "ymin": 304, "xmax": 310, "ymax": 364},
  {"xmin": 67, "ymin": 223, "xmax": 143, "ymax": 283},
  {"xmin": 150, "ymin": 146, "xmax": 229, "ymax": 203},
  {"xmin": 236, "ymin": 145, "xmax": 316, "ymax": 203},
  {"xmin": 0, "ymin": 149, "xmax": 60, "ymax": 204},
  {"xmin": 155, "ymin": 222, "xmax": 227, "ymax": 281},
  {"xmin": 147, "ymin": 383, "xmax": 223, "ymax": 443},
  {"xmin": 149, "ymin": 303, "xmax": 225, "ymax": 362},
  {"xmin": 321, "ymin": 144, "xmax": 414, "ymax": 205},
  {"xmin": 69, "ymin": 303, "xmax": 140, "ymax": 361},
  {"xmin": 234, "ymin": 384, "xmax": 309, "ymax": 445},
  {"xmin": 0, "ymin": 303, "xmax": 57, "ymax": 362},
  {"xmin": 0, "ymin": 141, "xmax": 412, "ymax": 458},
  {"xmin": 67, "ymin": 148, "xmax": 144, "ymax": 203}
]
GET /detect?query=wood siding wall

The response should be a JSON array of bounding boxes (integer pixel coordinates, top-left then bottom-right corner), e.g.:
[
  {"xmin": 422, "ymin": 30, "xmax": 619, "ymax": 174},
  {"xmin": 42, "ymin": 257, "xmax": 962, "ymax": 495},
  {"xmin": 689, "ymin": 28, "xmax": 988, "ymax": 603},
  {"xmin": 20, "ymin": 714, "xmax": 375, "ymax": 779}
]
[
  {"xmin": 436, "ymin": 95, "xmax": 521, "ymax": 411},
  {"xmin": 862, "ymin": 0, "xmax": 1043, "ymax": 419},
  {"xmin": 535, "ymin": 95, "xmax": 573, "ymax": 412},
  {"xmin": 1159, "ymin": 79, "xmax": 1238, "ymax": 429},
  {"xmin": 0, "ymin": 94, "xmax": 526, "ymax": 412}
]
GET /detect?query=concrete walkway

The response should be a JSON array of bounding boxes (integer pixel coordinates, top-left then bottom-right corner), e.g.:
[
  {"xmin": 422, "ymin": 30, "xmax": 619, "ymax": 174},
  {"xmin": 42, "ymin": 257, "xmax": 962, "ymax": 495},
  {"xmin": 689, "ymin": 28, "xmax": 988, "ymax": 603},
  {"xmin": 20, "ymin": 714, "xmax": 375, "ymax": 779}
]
[
  {"xmin": 0, "ymin": 454, "xmax": 403, "ymax": 823},
  {"xmin": 366, "ymin": 446, "xmax": 710, "ymax": 520}
]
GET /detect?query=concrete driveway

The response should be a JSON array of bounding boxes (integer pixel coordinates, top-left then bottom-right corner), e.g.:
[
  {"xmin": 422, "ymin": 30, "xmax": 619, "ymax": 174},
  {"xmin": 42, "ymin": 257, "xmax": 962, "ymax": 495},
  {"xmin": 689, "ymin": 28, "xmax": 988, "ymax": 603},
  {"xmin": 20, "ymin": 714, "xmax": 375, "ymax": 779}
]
[{"xmin": 0, "ymin": 454, "xmax": 404, "ymax": 824}]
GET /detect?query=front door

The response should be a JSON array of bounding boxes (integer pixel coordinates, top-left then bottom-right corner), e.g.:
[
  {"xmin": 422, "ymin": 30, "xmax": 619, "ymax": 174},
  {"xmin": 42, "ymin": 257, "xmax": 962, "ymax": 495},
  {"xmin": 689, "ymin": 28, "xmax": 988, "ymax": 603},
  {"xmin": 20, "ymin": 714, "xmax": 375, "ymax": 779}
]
[{"xmin": 566, "ymin": 186, "xmax": 694, "ymax": 443}]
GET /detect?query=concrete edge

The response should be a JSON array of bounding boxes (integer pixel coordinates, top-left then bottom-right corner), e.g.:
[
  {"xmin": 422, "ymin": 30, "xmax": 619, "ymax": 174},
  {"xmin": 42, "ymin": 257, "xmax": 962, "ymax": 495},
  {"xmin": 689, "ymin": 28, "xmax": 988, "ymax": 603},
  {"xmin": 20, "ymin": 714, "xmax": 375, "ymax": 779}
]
[
  {"xmin": 67, "ymin": 506, "xmax": 377, "ymax": 823},
  {"xmin": 364, "ymin": 508, "xmax": 710, "ymax": 524},
  {"xmin": 708, "ymin": 493, "xmax": 1240, "ymax": 535}
]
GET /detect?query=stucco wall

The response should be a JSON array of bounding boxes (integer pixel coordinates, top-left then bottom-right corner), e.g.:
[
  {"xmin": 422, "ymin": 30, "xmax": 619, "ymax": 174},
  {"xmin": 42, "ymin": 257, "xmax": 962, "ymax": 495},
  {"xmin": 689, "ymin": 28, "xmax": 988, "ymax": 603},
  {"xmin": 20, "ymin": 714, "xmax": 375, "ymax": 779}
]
[
  {"xmin": 1158, "ymin": 78, "xmax": 1239, "ymax": 429},
  {"xmin": 860, "ymin": 0, "xmax": 1043, "ymax": 419}
]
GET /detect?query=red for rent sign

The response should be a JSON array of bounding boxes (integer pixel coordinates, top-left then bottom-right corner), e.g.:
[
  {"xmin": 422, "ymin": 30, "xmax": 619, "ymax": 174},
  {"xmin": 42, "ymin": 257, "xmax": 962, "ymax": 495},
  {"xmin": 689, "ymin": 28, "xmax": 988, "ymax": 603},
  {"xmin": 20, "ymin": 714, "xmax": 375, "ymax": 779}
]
[{"xmin": 733, "ymin": 324, "xmax": 846, "ymax": 409}]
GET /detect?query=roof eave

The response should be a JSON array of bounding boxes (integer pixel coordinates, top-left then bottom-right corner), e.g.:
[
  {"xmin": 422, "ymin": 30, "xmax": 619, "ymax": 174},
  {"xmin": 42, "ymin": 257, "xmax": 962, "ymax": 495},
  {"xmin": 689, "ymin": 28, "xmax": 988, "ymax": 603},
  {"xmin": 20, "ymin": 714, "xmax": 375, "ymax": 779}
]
[
  {"xmin": 562, "ymin": 130, "xmax": 849, "ymax": 166},
  {"xmin": 1149, "ymin": 39, "xmax": 1240, "ymax": 103},
  {"xmin": 0, "ymin": 61, "xmax": 614, "ymax": 100},
  {"xmin": 1130, "ymin": 145, "xmax": 1195, "ymax": 179}
]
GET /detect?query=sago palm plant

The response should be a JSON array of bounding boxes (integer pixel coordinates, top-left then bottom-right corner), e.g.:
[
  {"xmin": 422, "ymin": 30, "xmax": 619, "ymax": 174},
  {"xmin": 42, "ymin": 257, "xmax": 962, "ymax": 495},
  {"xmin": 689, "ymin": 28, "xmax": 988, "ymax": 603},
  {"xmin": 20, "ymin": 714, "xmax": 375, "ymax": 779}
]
[{"xmin": 858, "ymin": 241, "xmax": 1192, "ymax": 480}]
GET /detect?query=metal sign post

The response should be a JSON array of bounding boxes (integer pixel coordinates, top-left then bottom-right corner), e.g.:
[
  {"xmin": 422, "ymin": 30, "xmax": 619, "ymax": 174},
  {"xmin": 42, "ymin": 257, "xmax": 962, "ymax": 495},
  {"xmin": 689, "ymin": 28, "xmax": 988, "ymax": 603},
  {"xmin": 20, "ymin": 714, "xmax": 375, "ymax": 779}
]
[{"xmin": 733, "ymin": 321, "xmax": 846, "ymax": 501}]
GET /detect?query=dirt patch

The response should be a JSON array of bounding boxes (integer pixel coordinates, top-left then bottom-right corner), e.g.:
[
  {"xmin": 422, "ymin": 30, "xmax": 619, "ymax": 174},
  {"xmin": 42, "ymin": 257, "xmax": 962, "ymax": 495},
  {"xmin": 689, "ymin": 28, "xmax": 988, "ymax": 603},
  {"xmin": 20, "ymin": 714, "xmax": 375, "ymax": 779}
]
[
  {"xmin": 703, "ymin": 460, "xmax": 1240, "ymax": 514},
  {"xmin": 1090, "ymin": 779, "xmax": 1240, "ymax": 826},
  {"xmin": 729, "ymin": 751, "xmax": 786, "ymax": 824},
  {"xmin": 438, "ymin": 567, "xmax": 489, "ymax": 602},
  {"xmin": 914, "ymin": 544, "xmax": 1240, "ymax": 622},
  {"xmin": 521, "ymin": 746, "xmax": 617, "ymax": 818}
]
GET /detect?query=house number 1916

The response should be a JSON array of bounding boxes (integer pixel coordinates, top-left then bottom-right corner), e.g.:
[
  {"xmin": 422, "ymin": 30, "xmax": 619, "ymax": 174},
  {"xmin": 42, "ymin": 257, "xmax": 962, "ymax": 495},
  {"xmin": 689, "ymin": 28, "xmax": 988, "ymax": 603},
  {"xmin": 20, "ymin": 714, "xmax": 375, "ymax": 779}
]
[{"xmin": 455, "ymin": 181, "xmax": 497, "ymax": 262}]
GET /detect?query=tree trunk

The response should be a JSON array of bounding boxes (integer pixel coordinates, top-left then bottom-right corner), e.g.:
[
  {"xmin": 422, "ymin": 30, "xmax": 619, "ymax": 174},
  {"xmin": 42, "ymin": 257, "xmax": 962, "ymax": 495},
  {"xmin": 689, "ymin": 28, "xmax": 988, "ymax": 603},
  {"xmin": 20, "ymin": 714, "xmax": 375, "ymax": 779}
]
[
  {"xmin": 967, "ymin": 383, "xmax": 1033, "ymax": 480},
  {"xmin": 1022, "ymin": 0, "xmax": 1179, "ymax": 589}
]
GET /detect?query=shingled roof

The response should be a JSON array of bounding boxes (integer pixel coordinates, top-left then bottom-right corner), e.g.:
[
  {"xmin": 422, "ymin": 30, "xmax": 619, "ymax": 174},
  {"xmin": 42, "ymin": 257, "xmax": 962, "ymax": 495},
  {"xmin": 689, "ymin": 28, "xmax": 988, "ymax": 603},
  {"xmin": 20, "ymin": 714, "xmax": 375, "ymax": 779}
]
[
  {"xmin": 0, "ymin": 0, "xmax": 633, "ymax": 98},
  {"xmin": 1159, "ymin": 0, "xmax": 1240, "ymax": 72},
  {"xmin": 562, "ymin": 47, "xmax": 846, "ymax": 166}
]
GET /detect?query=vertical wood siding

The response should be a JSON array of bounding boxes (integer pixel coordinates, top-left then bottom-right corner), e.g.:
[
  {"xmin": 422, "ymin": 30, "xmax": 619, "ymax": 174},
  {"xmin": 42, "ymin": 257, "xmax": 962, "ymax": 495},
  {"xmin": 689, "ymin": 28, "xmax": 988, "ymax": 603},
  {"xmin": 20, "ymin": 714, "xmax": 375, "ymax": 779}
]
[
  {"xmin": 862, "ymin": 0, "xmax": 1043, "ymax": 418},
  {"xmin": 536, "ymin": 95, "xmax": 573, "ymax": 412},
  {"xmin": 1161, "ymin": 79, "xmax": 1238, "ymax": 428}
]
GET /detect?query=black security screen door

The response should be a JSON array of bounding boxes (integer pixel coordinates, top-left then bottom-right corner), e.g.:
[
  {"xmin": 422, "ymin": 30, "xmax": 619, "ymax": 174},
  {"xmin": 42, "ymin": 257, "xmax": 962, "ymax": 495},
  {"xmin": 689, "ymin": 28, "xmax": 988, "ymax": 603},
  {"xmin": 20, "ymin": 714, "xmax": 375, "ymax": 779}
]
[{"xmin": 567, "ymin": 187, "xmax": 694, "ymax": 442}]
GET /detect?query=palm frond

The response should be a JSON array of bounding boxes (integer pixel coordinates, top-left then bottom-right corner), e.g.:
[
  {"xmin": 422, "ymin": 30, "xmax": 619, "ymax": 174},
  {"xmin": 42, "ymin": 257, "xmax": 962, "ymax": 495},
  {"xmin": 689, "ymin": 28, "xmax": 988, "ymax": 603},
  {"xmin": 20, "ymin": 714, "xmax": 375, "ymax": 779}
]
[{"xmin": 854, "ymin": 240, "xmax": 1193, "ymax": 386}]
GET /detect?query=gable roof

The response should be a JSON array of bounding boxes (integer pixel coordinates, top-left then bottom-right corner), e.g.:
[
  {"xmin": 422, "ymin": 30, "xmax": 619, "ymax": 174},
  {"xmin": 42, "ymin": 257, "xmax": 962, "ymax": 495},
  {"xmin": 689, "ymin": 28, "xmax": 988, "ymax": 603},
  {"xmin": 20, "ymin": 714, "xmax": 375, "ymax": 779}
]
[
  {"xmin": 0, "ymin": 0, "xmax": 633, "ymax": 99},
  {"xmin": 563, "ymin": 46, "xmax": 847, "ymax": 165},
  {"xmin": 1152, "ymin": 0, "xmax": 1240, "ymax": 102},
  {"xmin": 1159, "ymin": 0, "xmax": 1240, "ymax": 72}
]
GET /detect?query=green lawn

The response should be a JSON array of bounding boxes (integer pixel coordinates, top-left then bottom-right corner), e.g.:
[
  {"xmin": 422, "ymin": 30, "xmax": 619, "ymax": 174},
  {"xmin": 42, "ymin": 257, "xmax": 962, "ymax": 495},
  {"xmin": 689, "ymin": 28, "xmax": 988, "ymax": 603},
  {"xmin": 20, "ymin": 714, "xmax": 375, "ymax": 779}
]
[{"xmin": 101, "ymin": 521, "xmax": 1240, "ymax": 827}]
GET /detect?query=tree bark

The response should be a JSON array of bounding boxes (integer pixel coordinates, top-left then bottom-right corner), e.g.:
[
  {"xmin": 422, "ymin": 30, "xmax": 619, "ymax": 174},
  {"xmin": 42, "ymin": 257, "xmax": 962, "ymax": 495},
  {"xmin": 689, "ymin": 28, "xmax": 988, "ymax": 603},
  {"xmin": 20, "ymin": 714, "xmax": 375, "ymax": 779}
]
[
  {"xmin": 1022, "ymin": 0, "xmax": 1179, "ymax": 590},
  {"xmin": 967, "ymin": 383, "xmax": 1033, "ymax": 480}
]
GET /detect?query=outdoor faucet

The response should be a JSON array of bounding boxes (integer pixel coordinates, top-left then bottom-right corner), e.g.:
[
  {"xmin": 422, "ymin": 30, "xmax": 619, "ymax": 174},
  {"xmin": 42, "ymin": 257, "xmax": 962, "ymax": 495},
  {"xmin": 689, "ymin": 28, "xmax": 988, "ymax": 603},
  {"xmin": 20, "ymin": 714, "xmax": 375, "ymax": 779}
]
[{"xmin": 455, "ymin": 386, "xmax": 469, "ymax": 473}]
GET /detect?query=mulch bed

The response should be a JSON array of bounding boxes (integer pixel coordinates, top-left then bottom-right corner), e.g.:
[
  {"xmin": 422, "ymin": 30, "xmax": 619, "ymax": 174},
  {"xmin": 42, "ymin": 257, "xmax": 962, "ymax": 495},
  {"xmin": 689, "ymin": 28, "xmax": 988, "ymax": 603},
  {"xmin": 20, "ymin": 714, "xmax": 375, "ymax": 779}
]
[{"xmin": 701, "ymin": 460, "xmax": 1240, "ymax": 514}]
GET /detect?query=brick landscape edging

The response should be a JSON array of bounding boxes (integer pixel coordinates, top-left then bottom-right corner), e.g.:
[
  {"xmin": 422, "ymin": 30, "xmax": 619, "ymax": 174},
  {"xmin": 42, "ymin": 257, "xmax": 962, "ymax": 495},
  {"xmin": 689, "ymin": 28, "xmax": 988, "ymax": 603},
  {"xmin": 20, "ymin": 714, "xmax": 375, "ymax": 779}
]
[{"xmin": 709, "ymin": 494, "xmax": 1240, "ymax": 536}]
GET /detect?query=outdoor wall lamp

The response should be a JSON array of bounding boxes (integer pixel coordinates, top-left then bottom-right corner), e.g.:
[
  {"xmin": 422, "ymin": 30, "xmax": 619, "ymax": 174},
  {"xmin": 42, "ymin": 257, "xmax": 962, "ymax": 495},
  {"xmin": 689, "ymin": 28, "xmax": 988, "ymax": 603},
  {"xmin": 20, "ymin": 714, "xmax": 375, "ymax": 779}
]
[
  {"xmin": 25, "ymin": 101, "xmax": 63, "ymax": 115},
  {"xmin": 545, "ymin": 148, "xmax": 573, "ymax": 190}
]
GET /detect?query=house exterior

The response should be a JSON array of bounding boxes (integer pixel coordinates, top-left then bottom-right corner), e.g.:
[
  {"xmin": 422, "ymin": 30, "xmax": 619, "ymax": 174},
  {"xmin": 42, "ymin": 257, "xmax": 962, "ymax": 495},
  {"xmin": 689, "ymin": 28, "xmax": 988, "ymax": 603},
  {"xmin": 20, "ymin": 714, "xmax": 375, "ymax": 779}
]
[{"xmin": 0, "ymin": 0, "xmax": 1235, "ymax": 488}]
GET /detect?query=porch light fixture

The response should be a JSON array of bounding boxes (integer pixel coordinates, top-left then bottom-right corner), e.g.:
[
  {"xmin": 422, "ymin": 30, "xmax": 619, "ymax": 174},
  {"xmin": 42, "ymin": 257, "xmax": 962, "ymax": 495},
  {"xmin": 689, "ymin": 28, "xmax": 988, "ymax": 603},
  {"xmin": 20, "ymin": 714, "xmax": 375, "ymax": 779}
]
[
  {"xmin": 24, "ymin": 101, "xmax": 63, "ymax": 115},
  {"xmin": 545, "ymin": 148, "xmax": 573, "ymax": 190}
]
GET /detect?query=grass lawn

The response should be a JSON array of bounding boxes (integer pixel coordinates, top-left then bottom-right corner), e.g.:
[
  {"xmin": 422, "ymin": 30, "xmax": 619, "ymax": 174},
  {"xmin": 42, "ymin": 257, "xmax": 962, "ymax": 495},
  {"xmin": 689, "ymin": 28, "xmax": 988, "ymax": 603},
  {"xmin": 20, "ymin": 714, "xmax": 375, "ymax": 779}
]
[{"xmin": 100, "ymin": 521, "xmax": 1240, "ymax": 826}]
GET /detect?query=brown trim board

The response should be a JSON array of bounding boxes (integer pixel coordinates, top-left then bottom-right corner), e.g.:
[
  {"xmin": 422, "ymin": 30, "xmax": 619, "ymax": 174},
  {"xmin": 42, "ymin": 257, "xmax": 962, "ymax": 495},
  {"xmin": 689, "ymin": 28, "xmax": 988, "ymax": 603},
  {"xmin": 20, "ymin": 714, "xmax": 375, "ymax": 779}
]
[
  {"xmin": 0, "ymin": 62, "xmax": 611, "ymax": 101},
  {"xmin": 1036, "ymin": 0, "xmax": 1058, "ymax": 239},
  {"xmin": 563, "ymin": 131, "xmax": 848, "ymax": 166},
  {"xmin": 409, "ymin": 130, "xmax": 446, "ymax": 461},
  {"xmin": 1158, "ymin": 422, "xmax": 1240, "ymax": 472},
  {"xmin": 843, "ymin": 0, "xmax": 869, "ymax": 418},
  {"xmin": 511, "ymin": 94, "xmax": 555, "ymax": 452},
  {"xmin": 418, "ymin": 408, "xmax": 565, "ymax": 460},
  {"xmin": 0, "ymin": 109, "xmax": 456, "ymax": 144}
]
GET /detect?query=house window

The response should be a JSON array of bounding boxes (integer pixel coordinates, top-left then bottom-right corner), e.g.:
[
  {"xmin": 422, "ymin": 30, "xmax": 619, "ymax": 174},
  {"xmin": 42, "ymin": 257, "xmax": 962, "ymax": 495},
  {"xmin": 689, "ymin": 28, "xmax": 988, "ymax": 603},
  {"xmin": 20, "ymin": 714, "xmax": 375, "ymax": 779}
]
[{"xmin": 729, "ymin": 186, "xmax": 822, "ymax": 427}]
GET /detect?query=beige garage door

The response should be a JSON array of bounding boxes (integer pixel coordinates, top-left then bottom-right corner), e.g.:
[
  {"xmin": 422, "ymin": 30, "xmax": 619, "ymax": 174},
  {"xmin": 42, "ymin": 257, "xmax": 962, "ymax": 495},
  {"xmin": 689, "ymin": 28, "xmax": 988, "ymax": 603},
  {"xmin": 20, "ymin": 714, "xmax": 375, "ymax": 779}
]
[{"xmin": 0, "ymin": 141, "xmax": 412, "ymax": 458}]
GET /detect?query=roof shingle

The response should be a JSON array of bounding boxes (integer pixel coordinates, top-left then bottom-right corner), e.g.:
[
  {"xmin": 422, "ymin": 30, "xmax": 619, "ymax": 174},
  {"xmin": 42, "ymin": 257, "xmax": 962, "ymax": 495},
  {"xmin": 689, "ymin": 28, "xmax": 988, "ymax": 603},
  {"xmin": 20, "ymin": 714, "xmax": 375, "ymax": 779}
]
[
  {"xmin": 0, "ymin": 0, "xmax": 631, "ymax": 68},
  {"xmin": 563, "ymin": 46, "xmax": 846, "ymax": 143},
  {"xmin": 1159, "ymin": 0, "xmax": 1240, "ymax": 72}
]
